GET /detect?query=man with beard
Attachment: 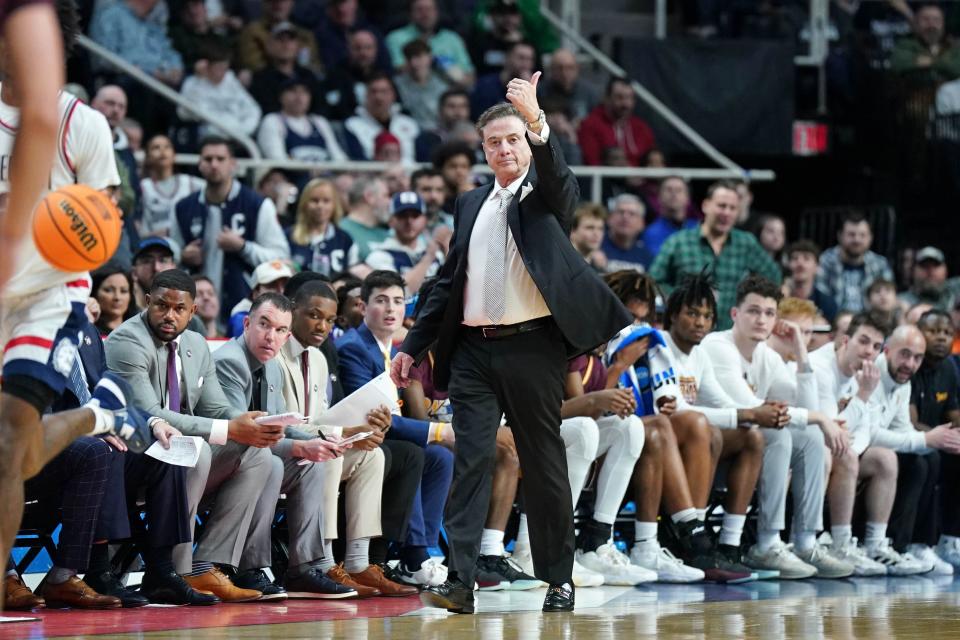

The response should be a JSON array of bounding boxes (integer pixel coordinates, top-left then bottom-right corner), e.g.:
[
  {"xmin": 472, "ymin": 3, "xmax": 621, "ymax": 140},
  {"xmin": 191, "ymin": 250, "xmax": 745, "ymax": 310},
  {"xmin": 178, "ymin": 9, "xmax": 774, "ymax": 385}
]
[
  {"xmin": 860, "ymin": 323, "xmax": 960, "ymax": 571},
  {"xmin": 891, "ymin": 2, "xmax": 960, "ymax": 81},
  {"xmin": 815, "ymin": 212, "xmax": 893, "ymax": 313},
  {"xmin": 899, "ymin": 247, "xmax": 960, "ymax": 311}
]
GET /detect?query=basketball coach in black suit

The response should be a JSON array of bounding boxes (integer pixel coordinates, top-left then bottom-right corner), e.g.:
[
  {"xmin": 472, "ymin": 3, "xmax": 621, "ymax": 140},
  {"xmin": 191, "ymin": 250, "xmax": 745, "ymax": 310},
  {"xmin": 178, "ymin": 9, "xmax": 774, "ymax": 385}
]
[{"xmin": 391, "ymin": 71, "xmax": 632, "ymax": 613}]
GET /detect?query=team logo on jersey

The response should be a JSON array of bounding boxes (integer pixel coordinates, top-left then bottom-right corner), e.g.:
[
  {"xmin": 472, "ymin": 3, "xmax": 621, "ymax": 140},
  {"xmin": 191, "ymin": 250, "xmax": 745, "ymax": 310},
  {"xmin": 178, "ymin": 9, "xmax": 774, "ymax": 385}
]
[
  {"xmin": 51, "ymin": 337, "xmax": 78, "ymax": 377},
  {"xmin": 937, "ymin": 391, "xmax": 949, "ymax": 403},
  {"xmin": 679, "ymin": 375, "xmax": 698, "ymax": 404}
]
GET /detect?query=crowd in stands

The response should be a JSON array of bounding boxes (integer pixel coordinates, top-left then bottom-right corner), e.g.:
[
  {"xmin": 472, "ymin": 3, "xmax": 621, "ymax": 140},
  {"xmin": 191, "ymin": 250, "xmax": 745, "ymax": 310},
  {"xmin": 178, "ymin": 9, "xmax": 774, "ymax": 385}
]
[{"xmin": 12, "ymin": 0, "xmax": 960, "ymax": 615}]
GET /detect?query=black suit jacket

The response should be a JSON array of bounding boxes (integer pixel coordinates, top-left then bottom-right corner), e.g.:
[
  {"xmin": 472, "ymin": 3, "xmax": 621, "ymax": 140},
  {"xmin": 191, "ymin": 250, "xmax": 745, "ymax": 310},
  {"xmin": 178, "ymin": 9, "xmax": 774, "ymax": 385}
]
[{"xmin": 401, "ymin": 131, "xmax": 633, "ymax": 391}]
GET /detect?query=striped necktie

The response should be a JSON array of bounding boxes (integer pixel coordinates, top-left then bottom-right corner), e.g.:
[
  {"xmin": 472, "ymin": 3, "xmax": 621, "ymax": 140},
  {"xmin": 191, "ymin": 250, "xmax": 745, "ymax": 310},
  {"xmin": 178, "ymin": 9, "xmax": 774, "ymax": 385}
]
[
  {"xmin": 68, "ymin": 352, "xmax": 91, "ymax": 405},
  {"xmin": 484, "ymin": 189, "xmax": 511, "ymax": 324}
]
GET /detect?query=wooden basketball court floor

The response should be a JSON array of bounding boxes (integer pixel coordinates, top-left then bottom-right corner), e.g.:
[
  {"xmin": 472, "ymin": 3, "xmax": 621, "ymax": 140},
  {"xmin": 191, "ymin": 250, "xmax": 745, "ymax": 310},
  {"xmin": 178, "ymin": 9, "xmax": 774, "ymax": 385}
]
[{"xmin": 4, "ymin": 575, "xmax": 960, "ymax": 639}]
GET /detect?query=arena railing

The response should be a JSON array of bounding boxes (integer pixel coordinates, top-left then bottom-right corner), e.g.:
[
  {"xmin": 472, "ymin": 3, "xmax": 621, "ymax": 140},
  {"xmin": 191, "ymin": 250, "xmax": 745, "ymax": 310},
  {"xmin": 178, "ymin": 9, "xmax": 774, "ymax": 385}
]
[
  {"xmin": 77, "ymin": 34, "xmax": 263, "ymax": 162},
  {"xmin": 157, "ymin": 153, "xmax": 775, "ymax": 204}
]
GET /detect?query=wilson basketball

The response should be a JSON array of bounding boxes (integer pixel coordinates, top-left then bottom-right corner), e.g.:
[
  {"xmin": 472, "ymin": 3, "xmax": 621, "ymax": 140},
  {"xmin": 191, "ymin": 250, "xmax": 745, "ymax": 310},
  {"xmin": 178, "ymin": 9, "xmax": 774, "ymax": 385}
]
[{"xmin": 32, "ymin": 184, "xmax": 123, "ymax": 272}]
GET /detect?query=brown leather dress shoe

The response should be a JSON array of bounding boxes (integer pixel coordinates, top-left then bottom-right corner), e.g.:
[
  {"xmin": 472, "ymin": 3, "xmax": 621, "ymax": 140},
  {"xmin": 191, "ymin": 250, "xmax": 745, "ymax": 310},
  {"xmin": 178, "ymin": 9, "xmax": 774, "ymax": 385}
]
[
  {"xmin": 349, "ymin": 564, "xmax": 419, "ymax": 597},
  {"xmin": 39, "ymin": 576, "xmax": 122, "ymax": 609},
  {"xmin": 4, "ymin": 574, "xmax": 45, "ymax": 610},
  {"xmin": 183, "ymin": 568, "xmax": 261, "ymax": 603},
  {"xmin": 326, "ymin": 564, "xmax": 379, "ymax": 598}
]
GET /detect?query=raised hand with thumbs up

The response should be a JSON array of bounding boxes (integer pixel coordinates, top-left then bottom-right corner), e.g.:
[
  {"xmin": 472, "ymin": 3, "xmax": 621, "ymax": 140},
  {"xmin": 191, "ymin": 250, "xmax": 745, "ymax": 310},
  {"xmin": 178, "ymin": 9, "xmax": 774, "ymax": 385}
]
[{"xmin": 506, "ymin": 70, "xmax": 544, "ymax": 133}]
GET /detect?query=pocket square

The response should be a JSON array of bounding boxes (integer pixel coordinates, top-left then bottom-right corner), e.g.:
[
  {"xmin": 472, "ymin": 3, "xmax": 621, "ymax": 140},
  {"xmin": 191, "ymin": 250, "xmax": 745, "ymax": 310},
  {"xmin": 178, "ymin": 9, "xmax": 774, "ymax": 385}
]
[
  {"xmin": 197, "ymin": 376, "xmax": 204, "ymax": 388},
  {"xmin": 519, "ymin": 183, "xmax": 534, "ymax": 202}
]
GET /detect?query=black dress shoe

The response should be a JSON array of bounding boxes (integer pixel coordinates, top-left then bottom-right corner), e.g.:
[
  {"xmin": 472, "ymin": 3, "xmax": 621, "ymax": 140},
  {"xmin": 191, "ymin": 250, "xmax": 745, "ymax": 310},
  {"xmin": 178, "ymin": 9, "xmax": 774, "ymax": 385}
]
[
  {"xmin": 83, "ymin": 571, "xmax": 150, "ymax": 608},
  {"xmin": 140, "ymin": 571, "xmax": 221, "ymax": 606},
  {"xmin": 419, "ymin": 577, "xmax": 475, "ymax": 614},
  {"xmin": 542, "ymin": 582, "xmax": 574, "ymax": 612}
]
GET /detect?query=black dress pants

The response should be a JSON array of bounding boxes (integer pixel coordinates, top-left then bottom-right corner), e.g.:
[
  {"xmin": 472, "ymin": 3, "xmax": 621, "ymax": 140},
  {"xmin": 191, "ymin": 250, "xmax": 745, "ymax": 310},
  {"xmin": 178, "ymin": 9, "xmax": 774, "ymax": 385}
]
[
  {"xmin": 445, "ymin": 322, "xmax": 572, "ymax": 586},
  {"xmin": 888, "ymin": 452, "xmax": 940, "ymax": 550},
  {"xmin": 379, "ymin": 440, "xmax": 424, "ymax": 543}
]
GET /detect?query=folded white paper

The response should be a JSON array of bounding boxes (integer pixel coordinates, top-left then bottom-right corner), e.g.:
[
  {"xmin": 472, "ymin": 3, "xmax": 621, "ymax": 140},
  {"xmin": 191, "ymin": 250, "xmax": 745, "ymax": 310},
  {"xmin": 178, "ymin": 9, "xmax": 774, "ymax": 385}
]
[
  {"xmin": 255, "ymin": 412, "xmax": 308, "ymax": 426},
  {"xmin": 144, "ymin": 435, "xmax": 203, "ymax": 467},
  {"xmin": 313, "ymin": 372, "xmax": 398, "ymax": 427}
]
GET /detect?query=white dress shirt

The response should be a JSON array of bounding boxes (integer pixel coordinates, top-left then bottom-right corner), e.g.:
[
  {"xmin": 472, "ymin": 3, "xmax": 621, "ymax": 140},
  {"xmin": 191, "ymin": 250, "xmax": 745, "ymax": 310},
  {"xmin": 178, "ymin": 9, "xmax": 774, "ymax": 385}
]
[{"xmin": 463, "ymin": 125, "xmax": 553, "ymax": 327}]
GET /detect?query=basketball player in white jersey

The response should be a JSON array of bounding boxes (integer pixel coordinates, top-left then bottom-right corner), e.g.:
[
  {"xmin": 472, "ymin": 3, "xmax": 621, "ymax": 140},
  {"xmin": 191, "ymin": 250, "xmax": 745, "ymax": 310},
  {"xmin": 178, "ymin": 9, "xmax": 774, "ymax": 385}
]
[
  {"xmin": 0, "ymin": 0, "xmax": 151, "ymax": 605},
  {"xmin": 139, "ymin": 134, "xmax": 204, "ymax": 237}
]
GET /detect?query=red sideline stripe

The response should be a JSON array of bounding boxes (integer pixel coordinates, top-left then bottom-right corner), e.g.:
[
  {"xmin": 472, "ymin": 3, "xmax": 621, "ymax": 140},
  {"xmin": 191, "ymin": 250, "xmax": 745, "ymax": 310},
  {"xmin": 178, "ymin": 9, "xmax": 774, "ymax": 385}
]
[
  {"xmin": 5, "ymin": 336, "xmax": 54, "ymax": 350},
  {"xmin": 66, "ymin": 278, "xmax": 91, "ymax": 288}
]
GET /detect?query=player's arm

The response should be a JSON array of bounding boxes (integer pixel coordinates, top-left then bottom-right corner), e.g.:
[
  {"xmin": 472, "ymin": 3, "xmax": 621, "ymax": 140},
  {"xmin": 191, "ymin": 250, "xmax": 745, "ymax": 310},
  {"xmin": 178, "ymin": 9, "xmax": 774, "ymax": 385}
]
[{"xmin": 0, "ymin": 3, "xmax": 63, "ymax": 285}]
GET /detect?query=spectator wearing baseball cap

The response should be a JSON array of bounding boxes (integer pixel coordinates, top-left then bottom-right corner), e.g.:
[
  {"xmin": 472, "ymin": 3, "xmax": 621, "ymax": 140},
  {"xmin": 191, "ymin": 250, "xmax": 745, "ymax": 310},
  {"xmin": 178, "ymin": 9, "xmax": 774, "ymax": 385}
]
[
  {"xmin": 226, "ymin": 260, "xmax": 296, "ymax": 337},
  {"xmin": 364, "ymin": 192, "xmax": 446, "ymax": 294},
  {"xmin": 900, "ymin": 246, "xmax": 960, "ymax": 311},
  {"xmin": 237, "ymin": 0, "xmax": 322, "ymax": 74},
  {"xmin": 131, "ymin": 237, "xmax": 180, "ymax": 310}
]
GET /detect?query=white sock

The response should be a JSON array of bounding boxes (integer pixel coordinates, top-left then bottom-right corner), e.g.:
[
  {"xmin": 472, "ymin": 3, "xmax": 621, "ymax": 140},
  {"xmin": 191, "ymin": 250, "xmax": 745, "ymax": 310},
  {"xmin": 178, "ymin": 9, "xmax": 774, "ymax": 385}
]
[
  {"xmin": 864, "ymin": 522, "xmax": 887, "ymax": 549},
  {"xmin": 695, "ymin": 508, "xmax": 707, "ymax": 521},
  {"xmin": 719, "ymin": 514, "xmax": 746, "ymax": 548},
  {"xmin": 670, "ymin": 508, "xmax": 698, "ymax": 524},
  {"xmin": 756, "ymin": 529, "xmax": 781, "ymax": 552},
  {"xmin": 793, "ymin": 530, "xmax": 816, "ymax": 552},
  {"xmin": 343, "ymin": 537, "xmax": 370, "ymax": 574},
  {"xmin": 634, "ymin": 521, "xmax": 658, "ymax": 544},
  {"xmin": 515, "ymin": 515, "xmax": 530, "ymax": 551},
  {"xmin": 831, "ymin": 524, "xmax": 853, "ymax": 548},
  {"xmin": 317, "ymin": 540, "xmax": 336, "ymax": 572},
  {"xmin": 480, "ymin": 529, "xmax": 505, "ymax": 557}
]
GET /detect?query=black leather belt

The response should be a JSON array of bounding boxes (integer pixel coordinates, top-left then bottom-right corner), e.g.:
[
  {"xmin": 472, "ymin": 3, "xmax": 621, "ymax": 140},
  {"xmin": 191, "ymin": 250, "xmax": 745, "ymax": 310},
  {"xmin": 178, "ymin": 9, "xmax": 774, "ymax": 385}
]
[{"xmin": 465, "ymin": 317, "xmax": 550, "ymax": 340}]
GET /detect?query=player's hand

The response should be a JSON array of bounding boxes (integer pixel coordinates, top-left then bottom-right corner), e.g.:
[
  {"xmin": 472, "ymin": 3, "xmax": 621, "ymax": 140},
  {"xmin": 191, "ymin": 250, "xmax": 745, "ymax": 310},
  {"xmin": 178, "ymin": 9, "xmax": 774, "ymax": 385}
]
[
  {"xmin": 228, "ymin": 411, "xmax": 282, "ymax": 447},
  {"xmin": 856, "ymin": 360, "xmax": 881, "ymax": 401},
  {"xmin": 151, "ymin": 419, "xmax": 182, "ymax": 449},
  {"xmin": 749, "ymin": 402, "xmax": 789, "ymax": 429},
  {"xmin": 390, "ymin": 352, "xmax": 415, "ymax": 388},
  {"xmin": 926, "ymin": 423, "xmax": 960, "ymax": 454},
  {"xmin": 820, "ymin": 418, "xmax": 848, "ymax": 457},
  {"xmin": 656, "ymin": 395, "xmax": 677, "ymax": 417},
  {"xmin": 613, "ymin": 337, "xmax": 649, "ymax": 369},
  {"xmin": 593, "ymin": 388, "xmax": 636, "ymax": 418},
  {"xmin": 506, "ymin": 71, "xmax": 542, "ymax": 126},
  {"xmin": 217, "ymin": 227, "xmax": 245, "ymax": 253},
  {"xmin": 182, "ymin": 239, "xmax": 204, "ymax": 267},
  {"xmin": 773, "ymin": 319, "xmax": 808, "ymax": 361}
]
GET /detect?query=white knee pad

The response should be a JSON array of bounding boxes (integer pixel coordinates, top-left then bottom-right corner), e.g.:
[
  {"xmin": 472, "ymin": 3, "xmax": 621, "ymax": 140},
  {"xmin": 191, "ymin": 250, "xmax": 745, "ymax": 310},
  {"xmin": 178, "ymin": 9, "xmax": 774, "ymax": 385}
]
[
  {"xmin": 560, "ymin": 416, "xmax": 600, "ymax": 461},
  {"xmin": 622, "ymin": 414, "xmax": 646, "ymax": 458}
]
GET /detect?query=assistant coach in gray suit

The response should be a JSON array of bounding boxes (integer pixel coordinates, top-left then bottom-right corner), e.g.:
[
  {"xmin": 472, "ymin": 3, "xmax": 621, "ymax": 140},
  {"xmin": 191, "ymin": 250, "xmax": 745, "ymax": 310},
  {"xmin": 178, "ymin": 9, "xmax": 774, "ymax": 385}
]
[
  {"xmin": 213, "ymin": 292, "xmax": 357, "ymax": 599},
  {"xmin": 105, "ymin": 269, "xmax": 280, "ymax": 603}
]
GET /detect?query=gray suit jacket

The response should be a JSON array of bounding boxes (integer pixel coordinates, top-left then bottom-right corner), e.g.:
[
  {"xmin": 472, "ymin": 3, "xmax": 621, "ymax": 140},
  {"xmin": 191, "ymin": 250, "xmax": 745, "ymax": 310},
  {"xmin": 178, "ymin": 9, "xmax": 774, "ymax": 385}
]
[
  {"xmin": 105, "ymin": 312, "xmax": 240, "ymax": 439},
  {"xmin": 212, "ymin": 336, "xmax": 314, "ymax": 458}
]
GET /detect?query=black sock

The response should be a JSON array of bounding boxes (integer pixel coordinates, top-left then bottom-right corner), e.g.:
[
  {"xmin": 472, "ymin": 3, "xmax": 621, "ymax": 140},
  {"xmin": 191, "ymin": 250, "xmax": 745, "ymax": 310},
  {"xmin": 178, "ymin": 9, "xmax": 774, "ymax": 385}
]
[
  {"xmin": 143, "ymin": 545, "xmax": 176, "ymax": 576},
  {"xmin": 401, "ymin": 545, "xmax": 429, "ymax": 571},
  {"xmin": 87, "ymin": 543, "xmax": 111, "ymax": 575},
  {"xmin": 369, "ymin": 538, "xmax": 389, "ymax": 566},
  {"xmin": 578, "ymin": 519, "xmax": 612, "ymax": 554}
]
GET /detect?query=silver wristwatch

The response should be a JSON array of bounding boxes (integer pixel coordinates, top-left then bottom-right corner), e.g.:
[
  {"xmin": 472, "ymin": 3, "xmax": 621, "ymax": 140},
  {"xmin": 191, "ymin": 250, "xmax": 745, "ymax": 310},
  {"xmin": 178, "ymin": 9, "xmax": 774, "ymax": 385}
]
[{"xmin": 526, "ymin": 109, "xmax": 546, "ymax": 132}]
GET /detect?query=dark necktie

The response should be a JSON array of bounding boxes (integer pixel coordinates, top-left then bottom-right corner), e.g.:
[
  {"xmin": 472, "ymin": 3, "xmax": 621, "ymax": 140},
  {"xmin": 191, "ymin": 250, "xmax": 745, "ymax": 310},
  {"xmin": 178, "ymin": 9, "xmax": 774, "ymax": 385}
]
[
  {"xmin": 301, "ymin": 350, "xmax": 311, "ymax": 416},
  {"xmin": 166, "ymin": 341, "xmax": 181, "ymax": 413},
  {"xmin": 252, "ymin": 368, "xmax": 269, "ymax": 412},
  {"xmin": 68, "ymin": 352, "xmax": 92, "ymax": 405}
]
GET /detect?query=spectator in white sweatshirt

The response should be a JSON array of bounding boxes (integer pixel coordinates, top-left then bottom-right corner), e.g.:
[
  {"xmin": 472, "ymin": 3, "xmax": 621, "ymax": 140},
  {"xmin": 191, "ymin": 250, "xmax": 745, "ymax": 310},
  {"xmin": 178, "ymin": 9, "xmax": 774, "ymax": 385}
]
[
  {"xmin": 257, "ymin": 78, "xmax": 348, "ymax": 163},
  {"xmin": 345, "ymin": 72, "xmax": 420, "ymax": 162},
  {"xmin": 702, "ymin": 275, "xmax": 852, "ymax": 580},
  {"xmin": 178, "ymin": 44, "xmax": 262, "ymax": 138}
]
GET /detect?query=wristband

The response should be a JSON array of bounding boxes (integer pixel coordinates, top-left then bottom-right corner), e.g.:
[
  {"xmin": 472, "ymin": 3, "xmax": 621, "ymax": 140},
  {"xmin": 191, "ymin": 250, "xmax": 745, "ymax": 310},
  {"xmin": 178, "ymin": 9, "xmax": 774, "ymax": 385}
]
[{"xmin": 431, "ymin": 422, "xmax": 444, "ymax": 443}]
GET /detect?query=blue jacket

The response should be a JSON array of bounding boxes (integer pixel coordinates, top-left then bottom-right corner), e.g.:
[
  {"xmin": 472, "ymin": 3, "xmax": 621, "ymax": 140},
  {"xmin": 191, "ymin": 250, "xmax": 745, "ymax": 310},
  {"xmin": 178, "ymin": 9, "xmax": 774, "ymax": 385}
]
[{"xmin": 336, "ymin": 323, "xmax": 430, "ymax": 445}]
